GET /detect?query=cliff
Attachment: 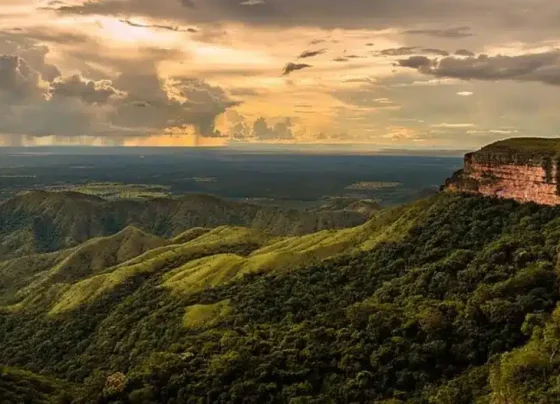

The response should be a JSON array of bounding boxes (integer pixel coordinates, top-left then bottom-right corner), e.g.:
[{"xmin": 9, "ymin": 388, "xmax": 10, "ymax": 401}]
[{"xmin": 445, "ymin": 137, "xmax": 560, "ymax": 205}]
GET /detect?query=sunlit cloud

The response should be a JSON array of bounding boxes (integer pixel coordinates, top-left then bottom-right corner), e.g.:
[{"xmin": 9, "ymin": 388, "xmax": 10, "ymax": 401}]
[{"xmin": 1, "ymin": 0, "xmax": 560, "ymax": 148}]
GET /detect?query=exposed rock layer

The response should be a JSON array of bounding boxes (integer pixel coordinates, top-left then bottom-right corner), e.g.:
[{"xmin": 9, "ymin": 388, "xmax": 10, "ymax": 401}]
[{"xmin": 446, "ymin": 138, "xmax": 560, "ymax": 206}]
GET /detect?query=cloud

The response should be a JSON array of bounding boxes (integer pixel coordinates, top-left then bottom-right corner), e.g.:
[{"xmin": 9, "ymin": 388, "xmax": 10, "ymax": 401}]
[
  {"xmin": 50, "ymin": 74, "xmax": 124, "ymax": 104},
  {"xmin": 489, "ymin": 129, "xmax": 519, "ymax": 134},
  {"xmin": 179, "ymin": 0, "xmax": 196, "ymax": 8},
  {"xmin": 0, "ymin": 55, "xmax": 47, "ymax": 102},
  {"xmin": 398, "ymin": 51, "xmax": 560, "ymax": 86},
  {"xmin": 397, "ymin": 56, "xmax": 433, "ymax": 69},
  {"xmin": 46, "ymin": 0, "xmax": 512, "ymax": 32},
  {"xmin": 298, "ymin": 49, "xmax": 326, "ymax": 59},
  {"xmin": 111, "ymin": 73, "xmax": 240, "ymax": 137},
  {"xmin": 0, "ymin": 34, "xmax": 61, "ymax": 82},
  {"xmin": 332, "ymin": 87, "xmax": 397, "ymax": 109},
  {"xmin": 119, "ymin": 19, "xmax": 198, "ymax": 32},
  {"xmin": 252, "ymin": 117, "xmax": 295, "ymax": 140},
  {"xmin": 0, "ymin": 44, "xmax": 240, "ymax": 141},
  {"xmin": 380, "ymin": 47, "xmax": 419, "ymax": 56},
  {"xmin": 404, "ymin": 26, "xmax": 474, "ymax": 38},
  {"xmin": 380, "ymin": 47, "xmax": 449, "ymax": 57},
  {"xmin": 457, "ymin": 91, "xmax": 473, "ymax": 96},
  {"xmin": 240, "ymin": 0, "xmax": 266, "ymax": 5},
  {"xmin": 421, "ymin": 48, "xmax": 450, "ymax": 56},
  {"xmin": 282, "ymin": 62, "xmax": 311, "ymax": 75},
  {"xmin": 431, "ymin": 123, "xmax": 476, "ymax": 128},
  {"xmin": 455, "ymin": 49, "xmax": 475, "ymax": 57}
]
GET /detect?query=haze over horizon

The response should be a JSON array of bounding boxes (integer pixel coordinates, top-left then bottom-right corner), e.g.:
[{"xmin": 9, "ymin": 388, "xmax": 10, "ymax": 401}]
[{"xmin": 2, "ymin": 0, "xmax": 560, "ymax": 148}]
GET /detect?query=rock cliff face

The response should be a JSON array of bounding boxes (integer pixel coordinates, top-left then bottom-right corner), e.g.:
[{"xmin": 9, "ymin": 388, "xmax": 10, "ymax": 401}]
[{"xmin": 445, "ymin": 138, "xmax": 560, "ymax": 205}]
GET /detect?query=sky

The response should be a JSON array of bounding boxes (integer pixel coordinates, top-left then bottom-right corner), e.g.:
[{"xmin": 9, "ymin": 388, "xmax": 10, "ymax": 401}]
[{"xmin": 1, "ymin": 0, "xmax": 560, "ymax": 149}]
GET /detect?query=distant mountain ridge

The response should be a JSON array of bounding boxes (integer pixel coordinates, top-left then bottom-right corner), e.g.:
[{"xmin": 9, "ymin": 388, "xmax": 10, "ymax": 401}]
[{"xmin": 0, "ymin": 190, "xmax": 376, "ymax": 260}]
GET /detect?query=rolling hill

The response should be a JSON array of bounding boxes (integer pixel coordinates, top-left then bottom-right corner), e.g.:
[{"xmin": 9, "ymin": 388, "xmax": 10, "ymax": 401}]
[
  {"xmin": 0, "ymin": 191, "xmax": 375, "ymax": 261},
  {"xmin": 1, "ymin": 190, "xmax": 560, "ymax": 403}
]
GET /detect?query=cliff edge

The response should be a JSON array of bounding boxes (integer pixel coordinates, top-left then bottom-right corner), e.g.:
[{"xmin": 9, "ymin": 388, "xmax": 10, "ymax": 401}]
[{"xmin": 445, "ymin": 137, "xmax": 560, "ymax": 205}]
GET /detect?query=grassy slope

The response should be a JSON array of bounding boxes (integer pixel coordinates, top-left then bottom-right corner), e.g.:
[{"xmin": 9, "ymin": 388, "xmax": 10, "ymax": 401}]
[
  {"xmin": 47, "ymin": 226, "xmax": 274, "ymax": 314},
  {"xmin": 0, "ymin": 191, "xmax": 375, "ymax": 261},
  {"xmin": 0, "ymin": 199, "xmax": 430, "ymax": 315},
  {"xmin": 3, "ymin": 192, "xmax": 560, "ymax": 403},
  {"xmin": 0, "ymin": 366, "xmax": 72, "ymax": 403},
  {"xmin": 0, "ymin": 227, "xmax": 169, "ymax": 310},
  {"xmin": 483, "ymin": 137, "xmax": 560, "ymax": 153},
  {"xmin": 473, "ymin": 137, "xmax": 560, "ymax": 164},
  {"xmin": 183, "ymin": 299, "xmax": 231, "ymax": 328}
]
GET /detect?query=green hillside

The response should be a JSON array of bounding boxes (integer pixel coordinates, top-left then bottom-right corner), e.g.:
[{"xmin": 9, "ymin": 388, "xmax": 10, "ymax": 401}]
[
  {"xmin": 471, "ymin": 137, "xmax": 560, "ymax": 165},
  {"xmin": 2, "ymin": 193, "xmax": 560, "ymax": 402},
  {"xmin": 0, "ymin": 191, "xmax": 375, "ymax": 261},
  {"xmin": 0, "ymin": 366, "xmax": 72, "ymax": 403}
]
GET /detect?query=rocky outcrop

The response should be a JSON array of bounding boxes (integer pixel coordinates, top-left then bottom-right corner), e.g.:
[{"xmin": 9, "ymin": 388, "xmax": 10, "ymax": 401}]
[{"xmin": 445, "ymin": 138, "xmax": 560, "ymax": 205}]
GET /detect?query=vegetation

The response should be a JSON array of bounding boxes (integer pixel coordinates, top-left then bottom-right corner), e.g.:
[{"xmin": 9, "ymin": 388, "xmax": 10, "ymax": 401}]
[
  {"xmin": 2, "ymin": 192, "xmax": 560, "ymax": 402},
  {"xmin": 24, "ymin": 182, "xmax": 172, "ymax": 201},
  {"xmin": 475, "ymin": 137, "xmax": 560, "ymax": 165},
  {"xmin": 0, "ymin": 191, "xmax": 374, "ymax": 261},
  {"xmin": 0, "ymin": 366, "xmax": 72, "ymax": 403},
  {"xmin": 0, "ymin": 150, "xmax": 460, "ymax": 205}
]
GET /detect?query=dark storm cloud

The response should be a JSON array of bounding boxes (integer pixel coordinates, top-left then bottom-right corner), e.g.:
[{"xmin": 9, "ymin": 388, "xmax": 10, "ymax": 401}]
[
  {"xmin": 47, "ymin": 0, "xmax": 560, "ymax": 44},
  {"xmin": 404, "ymin": 26, "xmax": 474, "ymax": 38},
  {"xmin": 46, "ymin": 0, "xmax": 492, "ymax": 30},
  {"xmin": 282, "ymin": 62, "xmax": 311, "ymax": 75},
  {"xmin": 298, "ymin": 49, "xmax": 326, "ymax": 59},
  {"xmin": 0, "ymin": 47, "xmax": 240, "ymax": 139},
  {"xmin": 398, "ymin": 51, "xmax": 560, "ymax": 86}
]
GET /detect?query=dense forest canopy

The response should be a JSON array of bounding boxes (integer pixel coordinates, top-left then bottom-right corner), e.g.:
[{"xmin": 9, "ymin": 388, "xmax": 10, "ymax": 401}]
[{"xmin": 1, "ymin": 192, "xmax": 560, "ymax": 403}]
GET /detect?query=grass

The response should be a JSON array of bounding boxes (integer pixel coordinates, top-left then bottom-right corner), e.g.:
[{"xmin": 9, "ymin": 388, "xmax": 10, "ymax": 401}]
[
  {"xmin": 183, "ymin": 300, "xmax": 232, "ymax": 328},
  {"xmin": 0, "ymin": 249, "xmax": 71, "ymax": 305},
  {"xmin": 22, "ymin": 196, "xmax": 438, "ymax": 314},
  {"xmin": 476, "ymin": 137, "xmax": 560, "ymax": 165},
  {"xmin": 0, "ymin": 366, "xmax": 72, "ymax": 403},
  {"xmin": 163, "ymin": 255, "xmax": 246, "ymax": 294},
  {"xmin": 48, "ymin": 227, "xmax": 274, "ymax": 314},
  {"xmin": 36, "ymin": 182, "xmax": 172, "ymax": 200},
  {"xmin": 46, "ymin": 226, "xmax": 168, "ymax": 283},
  {"xmin": 171, "ymin": 227, "xmax": 211, "ymax": 244},
  {"xmin": 483, "ymin": 137, "xmax": 560, "ymax": 153}
]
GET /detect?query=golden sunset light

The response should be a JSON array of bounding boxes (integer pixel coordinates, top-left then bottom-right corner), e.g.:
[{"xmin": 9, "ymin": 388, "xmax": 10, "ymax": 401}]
[{"xmin": 1, "ymin": 0, "xmax": 560, "ymax": 148}]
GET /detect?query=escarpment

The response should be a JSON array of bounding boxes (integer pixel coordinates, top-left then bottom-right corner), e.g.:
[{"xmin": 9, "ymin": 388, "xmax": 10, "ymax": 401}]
[{"xmin": 445, "ymin": 137, "xmax": 560, "ymax": 205}]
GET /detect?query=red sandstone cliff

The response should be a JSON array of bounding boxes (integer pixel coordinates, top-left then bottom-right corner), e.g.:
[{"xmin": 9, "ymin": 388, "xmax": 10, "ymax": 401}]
[{"xmin": 445, "ymin": 138, "xmax": 560, "ymax": 206}]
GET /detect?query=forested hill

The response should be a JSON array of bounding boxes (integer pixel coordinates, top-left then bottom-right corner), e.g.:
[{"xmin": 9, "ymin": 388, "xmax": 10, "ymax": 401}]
[
  {"xmin": 2, "ymin": 192, "xmax": 560, "ymax": 403},
  {"xmin": 0, "ymin": 191, "xmax": 377, "ymax": 261}
]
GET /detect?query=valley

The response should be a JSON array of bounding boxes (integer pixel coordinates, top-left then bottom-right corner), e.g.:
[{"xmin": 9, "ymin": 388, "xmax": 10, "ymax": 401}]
[
  {"xmin": 0, "ymin": 148, "xmax": 459, "ymax": 206},
  {"xmin": 1, "ymin": 140, "xmax": 560, "ymax": 402}
]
